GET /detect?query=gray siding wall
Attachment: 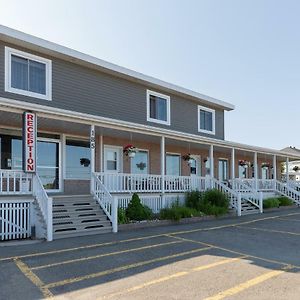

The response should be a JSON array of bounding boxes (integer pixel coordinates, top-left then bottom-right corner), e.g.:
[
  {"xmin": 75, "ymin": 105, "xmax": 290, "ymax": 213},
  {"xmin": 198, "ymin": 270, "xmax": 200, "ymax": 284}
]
[{"xmin": 0, "ymin": 41, "xmax": 224, "ymax": 139}]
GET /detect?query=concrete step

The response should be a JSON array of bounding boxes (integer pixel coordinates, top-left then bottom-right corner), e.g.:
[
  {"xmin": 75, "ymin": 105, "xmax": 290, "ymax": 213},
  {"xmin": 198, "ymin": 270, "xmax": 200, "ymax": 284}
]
[
  {"xmin": 53, "ymin": 226, "xmax": 112, "ymax": 239},
  {"xmin": 53, "ymin": 219, "xmax": 111, "ymax": 228},
  {"xmin": 53, "ymin": 215, "xmax": 109, "ymax": 224},
  {"xmin": 53, "ymin": 210, "xmax": 107, "ymax": 218}
]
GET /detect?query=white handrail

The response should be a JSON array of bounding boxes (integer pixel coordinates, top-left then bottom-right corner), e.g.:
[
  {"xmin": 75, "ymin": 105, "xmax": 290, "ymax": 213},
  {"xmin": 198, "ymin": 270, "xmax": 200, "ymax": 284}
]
[
  {"xmin": 211, "ymin": 178, "xmax": 239, "ymax": 211},
  {"xmin": 32, "ymin": 174, "xmax": 53, "ymax": 241},
  {"xmin": 275, "ymin": 180, "xmax": 300, "ymax": 205},
  {"xmin": 92, "ymin": 173, "xmax": 118, "ymax": 232}
]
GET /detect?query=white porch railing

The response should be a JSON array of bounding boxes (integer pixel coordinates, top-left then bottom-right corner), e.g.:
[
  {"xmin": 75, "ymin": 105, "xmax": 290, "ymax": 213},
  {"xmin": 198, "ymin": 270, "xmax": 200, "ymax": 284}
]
[
  {"xmin": 92, "ymin": 173, "xmax": 118, "ymax": 232},
  {"xmin": 117, "ymin": 193, "xmax": 186, "ymax": 213},
  {"xmin": 0, "ymin": 199, "xmax": 33, "ymax": 241},
  {"xmin": 96, "ymin": 172, "xmax": 206, "ymax": 194},
  {"xmin": 231, "ymin": 178, "xmax": 275, "ymax": 192},
  {"xmin": 0, "ymin": 170, "xmax": 33, "ymax": 195},
  {"xmin": 32, "ymin": 174, "xmax": 53, "ymax": 241}
]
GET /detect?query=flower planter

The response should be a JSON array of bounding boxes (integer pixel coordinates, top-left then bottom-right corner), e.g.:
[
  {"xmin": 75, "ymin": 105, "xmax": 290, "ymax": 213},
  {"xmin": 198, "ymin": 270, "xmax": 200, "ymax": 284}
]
[{"xmin": 128, "ymin": 152, "xmax": 136, "ymax": 158}]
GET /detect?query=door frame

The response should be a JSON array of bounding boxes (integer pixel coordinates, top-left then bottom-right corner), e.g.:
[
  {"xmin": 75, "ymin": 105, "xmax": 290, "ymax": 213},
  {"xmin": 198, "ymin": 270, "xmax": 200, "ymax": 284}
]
[
  {"xmin": 218, "ymin": 158, "xmax": 229, "ymax": 181},
  {"xmin": 190, "ymin": 155, "xmax": 201, "ymax": 176},
  {"xmin": 37, "ymin": 137, "xmax": 62, "ymax": 193}
]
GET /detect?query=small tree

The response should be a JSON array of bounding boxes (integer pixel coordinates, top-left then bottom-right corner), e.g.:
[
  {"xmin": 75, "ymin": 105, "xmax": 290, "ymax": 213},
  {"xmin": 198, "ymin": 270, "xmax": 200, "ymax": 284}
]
[{"xmin": 126, "ymin": 193, "xmax": 152, "ymax": 221}]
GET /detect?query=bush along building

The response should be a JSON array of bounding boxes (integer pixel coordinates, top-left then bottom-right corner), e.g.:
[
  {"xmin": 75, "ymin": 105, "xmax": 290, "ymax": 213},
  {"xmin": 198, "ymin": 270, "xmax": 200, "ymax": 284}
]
[{"xmin": 0, "ymin": 25, "xmax": 299, "ymax": 241}]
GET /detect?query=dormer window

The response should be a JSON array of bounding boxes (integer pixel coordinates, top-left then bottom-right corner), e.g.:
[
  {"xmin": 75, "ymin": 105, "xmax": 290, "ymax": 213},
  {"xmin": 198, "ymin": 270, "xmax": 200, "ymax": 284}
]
[
  {"xmin": 146, "ymin": 90, "xmax": 170, "ymax": 126},
  {"xmin": 198, "ymin": 105, "xmax": 215, "ymax": 134},
  {"xmin": 5, "ymin": 47, "xmax": 52, "ymax": 100}
]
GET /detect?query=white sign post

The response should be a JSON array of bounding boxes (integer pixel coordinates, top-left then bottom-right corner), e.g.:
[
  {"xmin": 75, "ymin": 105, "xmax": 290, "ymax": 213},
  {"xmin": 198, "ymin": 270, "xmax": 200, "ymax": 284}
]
[{"xmin": 23, "ymin": 112, "xmax": 37, "ymax": 173}]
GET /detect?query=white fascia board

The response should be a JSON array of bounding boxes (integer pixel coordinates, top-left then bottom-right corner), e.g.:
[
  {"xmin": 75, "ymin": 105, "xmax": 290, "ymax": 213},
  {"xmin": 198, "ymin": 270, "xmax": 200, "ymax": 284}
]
[
  {"xmin": 0, "ymin": 25, "xmax": 235, "ymax": 111},
  {"xmin": 0, "ymin": 96, "xmax": 298, "ymax": 160}
]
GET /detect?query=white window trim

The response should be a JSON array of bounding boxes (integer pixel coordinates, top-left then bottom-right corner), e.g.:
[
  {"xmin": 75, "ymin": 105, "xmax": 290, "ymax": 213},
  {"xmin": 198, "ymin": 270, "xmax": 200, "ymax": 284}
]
[
  {"xmin": 5, "ymin": 46, "xmax": 52, "ymax": 101},
  {"xmin": 146, "ymin": 89, "xmax": 171, "ymax": 126},
  {"xmin": 197, "ymin": 105, "xmax": 215, "ymax": 135},
  {"xmin": 103, "ymin": 145, "xmax": 123, "ymax": 173}
]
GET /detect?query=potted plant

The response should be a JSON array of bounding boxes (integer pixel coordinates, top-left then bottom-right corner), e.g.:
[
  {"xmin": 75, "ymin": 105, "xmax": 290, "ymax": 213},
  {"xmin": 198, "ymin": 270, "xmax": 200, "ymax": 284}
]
[
  {"xmin": 293, "ymin": 166, "xmax": 299, "ymax": 172},
  {"xmin": 182, "ymin": 153, "xmax": 194, "ymax": 165},
  {"xmin": 123, "ymin": 144, "xmax": 137, "ymax": 158}
]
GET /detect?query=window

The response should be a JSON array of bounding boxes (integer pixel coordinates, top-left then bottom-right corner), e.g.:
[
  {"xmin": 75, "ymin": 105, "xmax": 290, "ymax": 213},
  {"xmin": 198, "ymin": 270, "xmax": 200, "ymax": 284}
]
[
  {"xmin": 147, "ymin": 90, "xmax": 170, "ymax": 125},
  {"xmin": 166, "ymin": 154, "xmax": 180, "ymax": 176},
  {"xmin": 5, "ymin": 47, "xmax": 52, "ymax": 100},
  {"xmin": 131, "ymin": 150, "xmax": 148, "ymax": 174},
  {"xmin": 198, "ymin": 105, "xmax": 215, "ymax": 134},
  {"xmin": 66, "ymin": 140, "xmax": 91, "ymax": 179}
]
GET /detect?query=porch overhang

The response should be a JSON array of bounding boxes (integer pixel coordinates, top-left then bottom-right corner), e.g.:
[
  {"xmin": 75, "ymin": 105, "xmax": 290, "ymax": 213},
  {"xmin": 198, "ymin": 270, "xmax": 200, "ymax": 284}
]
[{"xmin": 0, "ymin": 96, "xmax": 299, "ymax": 160}]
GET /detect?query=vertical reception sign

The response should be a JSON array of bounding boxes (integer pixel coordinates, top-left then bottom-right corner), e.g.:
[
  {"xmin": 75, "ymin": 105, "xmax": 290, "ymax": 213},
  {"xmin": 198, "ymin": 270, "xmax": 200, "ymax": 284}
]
[{"xmin": 23, "ymin": 112, "xmax": 37, "ymax": 173}]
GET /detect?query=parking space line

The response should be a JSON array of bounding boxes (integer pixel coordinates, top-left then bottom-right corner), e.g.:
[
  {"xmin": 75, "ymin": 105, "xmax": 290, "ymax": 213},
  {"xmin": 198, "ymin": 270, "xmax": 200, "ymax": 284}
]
[
  {"xmin": 1, "ymin": 212, "xmax": 299, "ymax": 263},
  {"xmin": 43, "ymin": 247, "xmax": 212, "ymax": 289},
  {"xmin": 167, "ymin": 235, "xmax": 300, "ymax": 269},
  {"xmin": 203, "ymin": 266, "xmax": 293, "ymax": 300},
  {"xmin": 100, "ymin": 256, "xmax": 246, "ymax": 299},
  {"xmin": 14, "ymin": 258, "xmax": 53, "ymax": 298},
  {"xmin": 277, "ymin": 217, "xmax": 300, "ymax": 222},
  {"xmin": 237, "ymin": 225, "xmax": 300, "ymax": 236},
  {"xmin": 31, "ymin": 240, "xmax": 183, "ymax": 270}
]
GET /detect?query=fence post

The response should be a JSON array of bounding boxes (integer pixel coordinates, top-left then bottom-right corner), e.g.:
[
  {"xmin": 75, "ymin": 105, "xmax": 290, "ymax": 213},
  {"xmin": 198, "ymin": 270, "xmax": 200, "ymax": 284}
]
[
  {"xmin": 112, "ymin": 196, "xmax": 118, "ymax": 233},
  {"xmin": 259, "ymin": 192, "xmax": 263, "ymax": 213},
  {"xmin": 47, "ymin": 197, "xmax": 53, "ymax": 242},
  {"xmin": 237, "ymin": 193, "xmax": 242, "ymax": 217}
]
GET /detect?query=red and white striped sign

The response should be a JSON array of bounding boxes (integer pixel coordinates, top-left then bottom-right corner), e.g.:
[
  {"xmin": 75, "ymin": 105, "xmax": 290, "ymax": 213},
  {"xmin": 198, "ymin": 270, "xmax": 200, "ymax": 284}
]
[{"xmin": 23, "ymin": 112, "xmax": 37, "ymax": 173}]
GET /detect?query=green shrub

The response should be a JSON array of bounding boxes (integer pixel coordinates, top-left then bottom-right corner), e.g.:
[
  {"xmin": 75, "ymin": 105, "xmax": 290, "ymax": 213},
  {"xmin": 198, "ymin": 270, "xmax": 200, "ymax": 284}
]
[
  {"xmin": 160, "ymin": 203, "xmax": 201, "ymax": 221},
  {"xmin": 199, "ymin": 189, "xmax": 229, "ymax": 216},
  {"xmin": 263, "ymin": 198, "xmax": 280, "ymax": 209},
  {"xmin": 185, "ymin": 190, "xmax": 203, "ymax": 210},
  {"xmin": 125, "ymin": 193, "xmax": 152, "ymax": 221},
  {"xmin": 118, "ymin": 208, "xmax": 129, "ymax": 224},
  {"xmin": 279, "ymin": 197, "xmax": 293, "ymax": 206}
]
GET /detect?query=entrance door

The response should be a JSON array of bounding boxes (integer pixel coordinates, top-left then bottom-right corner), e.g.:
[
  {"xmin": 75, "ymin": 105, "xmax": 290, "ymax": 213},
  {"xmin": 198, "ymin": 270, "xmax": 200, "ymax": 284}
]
[
  {"xmin": 218, "ymin": 159, "xmax": 228, "ymax": 182},
  {"xmin": 190, "ymin": 155, "xmax": 201, "ymax": 176},
  {"xmin": 37, "ymin": 139, "xmax": 60, "ymax": 191}
]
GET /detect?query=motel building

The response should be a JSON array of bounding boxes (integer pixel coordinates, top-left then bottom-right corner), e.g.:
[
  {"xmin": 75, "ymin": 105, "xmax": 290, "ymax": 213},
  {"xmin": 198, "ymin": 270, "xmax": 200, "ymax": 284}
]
[{"xmin": 0, "ymin": 25, "xmax": 299, "ymax": 242}]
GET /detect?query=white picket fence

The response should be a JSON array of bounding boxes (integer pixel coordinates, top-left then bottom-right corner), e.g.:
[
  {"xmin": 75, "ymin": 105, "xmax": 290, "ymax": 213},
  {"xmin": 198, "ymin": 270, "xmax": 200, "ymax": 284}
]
[{"xmin": 0, "ymin": 200, "xmax": 33, "ymax": 241}]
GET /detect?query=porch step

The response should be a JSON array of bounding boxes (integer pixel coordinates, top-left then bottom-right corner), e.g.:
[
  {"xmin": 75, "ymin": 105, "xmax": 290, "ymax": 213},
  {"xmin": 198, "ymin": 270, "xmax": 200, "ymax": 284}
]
[
  {"xmin": 52, "ymin": 194, "xmax": 112, "ymax": 239},
  {"xmin": 241, "ymin": 199, "xmax": 260, "ymax": 215}
]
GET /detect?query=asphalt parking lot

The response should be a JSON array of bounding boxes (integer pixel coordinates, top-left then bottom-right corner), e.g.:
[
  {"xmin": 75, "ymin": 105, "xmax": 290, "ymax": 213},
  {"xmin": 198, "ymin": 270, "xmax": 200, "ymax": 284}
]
[{"xmin": 1, "ymin": 208, "xmax": 300, "ymax": 300}]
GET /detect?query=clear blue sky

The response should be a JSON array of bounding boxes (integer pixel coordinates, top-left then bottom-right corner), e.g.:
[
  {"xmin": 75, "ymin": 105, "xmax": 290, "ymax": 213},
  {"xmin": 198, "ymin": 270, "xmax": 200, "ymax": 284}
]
[{"xmin": 0, "ymin": 0, "xmax": 298, "ymax": 150}]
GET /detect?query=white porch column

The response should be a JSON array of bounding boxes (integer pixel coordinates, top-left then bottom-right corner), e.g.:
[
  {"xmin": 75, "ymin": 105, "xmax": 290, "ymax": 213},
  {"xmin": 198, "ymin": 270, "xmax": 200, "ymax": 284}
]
[
  {"xmin": 254, "ymin": 152, "xmax": 258, "ymax": 190},
  {"xmin": 231, "ymin": 148, "xmax": 235, "ymax": 180},
  {"xmin": 161, "ymin": 136, "xmax": 165, "ymax": 206},
  {"xmin": 273, "ymin": 155, "xmax": 277, "ymax": 181},
  {"xmin": 90, "ymin": 125, "xmax": 96, "ymax": 193},
  {"xmin": 99, "ymin": 134, "xmax": 104, "ymax": 172},
  {"xmin": 209, "ymin": 144, "xmax": 214, "ymax": 179},
  {"xmin": 286, "ymin": 157, "xmax": 289, "ymax": 184}
]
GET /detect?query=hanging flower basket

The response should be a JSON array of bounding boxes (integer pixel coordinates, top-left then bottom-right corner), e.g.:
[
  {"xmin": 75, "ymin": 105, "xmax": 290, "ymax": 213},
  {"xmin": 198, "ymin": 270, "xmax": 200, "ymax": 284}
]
[
  {"xmin": 123, "ymin": 144, "xmax": 137, "ymax": 158},
  {"xmin": 182, "ymin": 154, "xmax": 193, "ymax": 165},
  {"xmin": 239, "ymin": 160, "xmax": 250, "ymax": 168},
  {"xmin": 261, "ymin": 162, "xmax": 271, "ymax": 169}
]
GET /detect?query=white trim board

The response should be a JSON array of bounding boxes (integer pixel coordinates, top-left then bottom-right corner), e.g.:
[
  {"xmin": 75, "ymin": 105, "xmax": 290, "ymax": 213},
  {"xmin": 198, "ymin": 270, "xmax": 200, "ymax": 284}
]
[{"xmin": 0, "ymin": 25, "xmax": 234, "ymax": 111}]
